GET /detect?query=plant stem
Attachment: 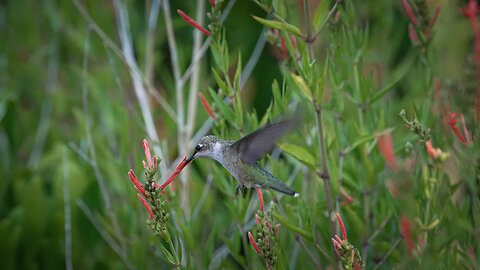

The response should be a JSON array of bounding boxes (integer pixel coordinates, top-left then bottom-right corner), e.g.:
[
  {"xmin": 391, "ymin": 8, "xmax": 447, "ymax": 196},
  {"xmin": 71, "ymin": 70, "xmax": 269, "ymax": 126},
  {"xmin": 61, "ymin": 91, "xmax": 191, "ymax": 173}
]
[
  {"xmin": 372, "ymin": 237, "xmax": 402, "ymax": 270},
  {"xmin": 315, "ymin": 104, "xmax": 336, "ymax": 242},
  {"xmin": 303, "ymin": 0, "xmax": 336, "ymax": 259}
]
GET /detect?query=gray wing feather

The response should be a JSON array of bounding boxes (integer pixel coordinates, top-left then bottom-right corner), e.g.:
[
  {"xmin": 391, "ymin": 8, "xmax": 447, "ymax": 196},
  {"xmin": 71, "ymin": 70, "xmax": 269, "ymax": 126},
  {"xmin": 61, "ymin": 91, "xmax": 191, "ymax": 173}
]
[{"xmin": 231, "ymin": 120, "xmax": 293, "ymax": 164}]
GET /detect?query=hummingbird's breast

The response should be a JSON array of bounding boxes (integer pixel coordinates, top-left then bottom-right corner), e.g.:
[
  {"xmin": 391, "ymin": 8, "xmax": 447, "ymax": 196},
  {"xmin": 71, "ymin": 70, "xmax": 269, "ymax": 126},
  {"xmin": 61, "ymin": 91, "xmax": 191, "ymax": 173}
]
[{"xmin": 215, "ymin": 144, "xmax": 259, "ymax": 188}]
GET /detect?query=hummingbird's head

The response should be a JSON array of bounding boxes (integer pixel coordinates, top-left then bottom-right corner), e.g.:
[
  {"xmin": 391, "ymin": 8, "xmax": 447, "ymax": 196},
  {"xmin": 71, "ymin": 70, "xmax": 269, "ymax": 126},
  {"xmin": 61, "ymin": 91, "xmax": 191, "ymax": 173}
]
[{"xmin": 186, "ymin": 135, "xmax": 222, "ymax": 163}]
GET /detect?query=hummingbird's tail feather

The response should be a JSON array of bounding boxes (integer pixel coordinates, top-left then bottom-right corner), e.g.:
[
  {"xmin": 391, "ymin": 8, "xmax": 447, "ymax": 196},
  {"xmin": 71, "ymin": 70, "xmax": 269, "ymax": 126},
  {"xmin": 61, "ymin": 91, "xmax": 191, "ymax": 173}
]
[{"xmin": 265, "ymin": 178, "xmax": 299, "ymax": 197}]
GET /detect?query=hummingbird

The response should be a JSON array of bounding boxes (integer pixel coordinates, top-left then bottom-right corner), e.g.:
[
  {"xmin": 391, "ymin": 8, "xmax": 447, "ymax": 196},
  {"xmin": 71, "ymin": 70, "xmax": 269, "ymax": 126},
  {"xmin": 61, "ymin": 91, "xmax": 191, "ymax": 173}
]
[{"xmin": 185, "ymin": 119, "xmax": 299, "ymax": 197}]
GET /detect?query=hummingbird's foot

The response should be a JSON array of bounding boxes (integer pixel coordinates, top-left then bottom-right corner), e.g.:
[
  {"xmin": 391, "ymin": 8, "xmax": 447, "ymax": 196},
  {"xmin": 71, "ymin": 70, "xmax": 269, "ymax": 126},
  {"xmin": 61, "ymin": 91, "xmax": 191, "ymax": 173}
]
[{"xmin": 235, "ymin": 184, "xmax": 247, "ymax": 197}]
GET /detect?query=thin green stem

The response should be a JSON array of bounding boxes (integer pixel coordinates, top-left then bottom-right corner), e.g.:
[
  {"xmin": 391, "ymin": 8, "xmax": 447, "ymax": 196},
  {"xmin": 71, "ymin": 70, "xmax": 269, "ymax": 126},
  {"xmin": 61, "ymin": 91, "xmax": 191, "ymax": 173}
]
[{"xmin": 372, "ymin": 237, "xmax": 402, "ymax": 270}]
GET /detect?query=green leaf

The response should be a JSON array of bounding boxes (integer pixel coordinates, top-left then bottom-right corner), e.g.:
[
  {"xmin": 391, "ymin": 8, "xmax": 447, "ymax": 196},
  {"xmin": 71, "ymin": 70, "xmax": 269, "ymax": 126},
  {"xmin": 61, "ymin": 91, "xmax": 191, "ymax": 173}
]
[
  {"xmin": 159, "ymin": 244, "xmax": 176, "ymax": 266},
  {"xmin": 368, "ymin": 51, "xmax": 416, "ymax": 105},
  {"xmin": 208, "ymin": 87, "xmax": 235, "ymax": 120},
  {"xmin": 212, "ymin": 68, "xmax": 227, "ymax": 93},
  {"xmin": 291, "ymin": 73, "xmax": 313, "ymax": 102},
  {"xmin": 278, "ymin": 143, "xmax": 316, "ymax": 168},
  {"xmin": 252, "ymin": 16, "xmax": 302, "ymax": 37},
  {"xmin": 234, "ymin": 52, "xmax": 242, "ymax": 91},
  {"xmin": 273, "ymin": 212, "xmax": 313, "ymax": 242},
  {"xmin": 315, "ymin": 58, "xmax": 329, "ymax": 101},
  {"xmin": 313, "ymin": 0, "xmax": 330, "ymax": 31}
]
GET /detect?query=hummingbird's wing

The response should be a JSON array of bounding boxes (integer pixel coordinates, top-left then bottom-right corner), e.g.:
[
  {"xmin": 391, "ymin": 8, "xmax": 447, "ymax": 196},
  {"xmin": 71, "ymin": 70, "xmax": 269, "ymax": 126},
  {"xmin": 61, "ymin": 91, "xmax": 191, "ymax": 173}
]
[{"xmin": 231, "ymin": 119, "xmax": 294, "ymax": 165}]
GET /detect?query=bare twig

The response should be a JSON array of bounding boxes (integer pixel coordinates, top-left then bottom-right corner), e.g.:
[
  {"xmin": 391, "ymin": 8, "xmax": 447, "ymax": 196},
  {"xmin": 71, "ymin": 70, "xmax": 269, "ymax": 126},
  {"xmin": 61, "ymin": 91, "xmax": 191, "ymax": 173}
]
[
  {"xmin": 72, "ymin": 0, "xmax": 176, "ymax": 121},
  {"xmin": 112, "ymin": 0, "xmax": 168, "ymax": 177},
  {"xmin": 145, "ymin": 0, "xmax": 160, "ymax": 83},
  {"xmin": 179, "ymin": 0, "xmax": 237, "ymax": 85},
  {"xmin": 62, "ymin": 148, "xmax": 73, "ymax": 270},
  {"xmin": 162, "ymin": 0, "xmax": 189, "ymax": 213},
  {"xmin": 190, "ymin": 29, "xmax": 267, "ymax": 147}
]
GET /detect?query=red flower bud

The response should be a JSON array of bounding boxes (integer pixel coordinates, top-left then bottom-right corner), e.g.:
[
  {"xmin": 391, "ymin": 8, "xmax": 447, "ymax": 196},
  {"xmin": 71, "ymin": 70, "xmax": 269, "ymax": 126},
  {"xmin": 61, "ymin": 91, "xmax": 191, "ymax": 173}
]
[
  {"xmin": 256, "ymin": 188, "xmax": 264, "ymax": 212},
  {"xmin": 447, "ymin": 113, "xmax": 467, "ymax": 145},
  {"xmin": 160, "ymin": 156, "xmax": 188, "ymax": 190},
  {"xmin": 137, "ymin": 194, "xmax": 154, "ymax": 220},
  {"xmin": 336, "ymin": 212, "xmax": 348, "ymax": 241},
  {"xmin": 128, "ymin": 169, "xmax": 146, "ymax": 197},
  {"xmin": 142, "ymin": 139, "xmax": 152, "ymax": 168},
  {"xmin": 376, "ymin": 132, "xmax": 398, "ymax": 171},
  {"xmin": 248, "ymin": 231, "xmax": 261, "ymax": 255},
  {"xmin": 198, "ymin": 92, "xmax": 216, "ymax": 119},
  {"xmin": 401, "ymin": 0, "xmax": 418, "ymax": 26},
  {"xmin": 400, "ymin": 215, "xmax": 415, "ymax": 256},
  {"xmin": 177, "ymin": 9, "xmax": 211, "ymax": 35}
]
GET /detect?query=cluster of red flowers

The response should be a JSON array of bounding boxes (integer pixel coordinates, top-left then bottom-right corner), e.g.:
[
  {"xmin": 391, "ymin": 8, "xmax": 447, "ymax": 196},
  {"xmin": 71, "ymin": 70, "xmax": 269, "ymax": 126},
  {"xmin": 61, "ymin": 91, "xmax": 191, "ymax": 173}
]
[
  {"xmin": 400, "ymin": 0, "xmax": 441, "ymax": 44},
  {"xmin": 331, "ymin": 213, "xmax": 364, "ymax": 269},
  {"xmin": 128, "ymin": 139, "xmax": 190, "ymax": 219},
  {"xmin": 247, "ymin": 188, "xmax": 280, "ymax": 269}
]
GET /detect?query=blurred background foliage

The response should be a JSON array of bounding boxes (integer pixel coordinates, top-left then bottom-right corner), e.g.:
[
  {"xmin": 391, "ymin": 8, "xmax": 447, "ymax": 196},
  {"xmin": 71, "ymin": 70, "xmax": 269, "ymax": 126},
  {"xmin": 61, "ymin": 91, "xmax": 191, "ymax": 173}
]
[{"xmin": 1, "ymin": 0, "xmax": 479, "ymax": 269}]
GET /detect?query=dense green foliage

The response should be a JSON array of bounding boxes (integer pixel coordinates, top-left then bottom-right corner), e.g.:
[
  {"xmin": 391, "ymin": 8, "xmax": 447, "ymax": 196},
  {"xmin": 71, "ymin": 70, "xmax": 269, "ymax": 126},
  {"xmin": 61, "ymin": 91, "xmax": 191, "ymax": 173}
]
[{"xmin": 1, "ymin": 0, "xmax": 479, "ymax": 269}]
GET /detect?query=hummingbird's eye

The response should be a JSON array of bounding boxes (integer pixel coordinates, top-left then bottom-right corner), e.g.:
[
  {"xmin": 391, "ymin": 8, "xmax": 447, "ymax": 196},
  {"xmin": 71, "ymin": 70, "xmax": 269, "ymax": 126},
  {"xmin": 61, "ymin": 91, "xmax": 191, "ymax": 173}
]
[{"xmin": 195, "ymin": 144, "xmax": 202, "ymax": 151}]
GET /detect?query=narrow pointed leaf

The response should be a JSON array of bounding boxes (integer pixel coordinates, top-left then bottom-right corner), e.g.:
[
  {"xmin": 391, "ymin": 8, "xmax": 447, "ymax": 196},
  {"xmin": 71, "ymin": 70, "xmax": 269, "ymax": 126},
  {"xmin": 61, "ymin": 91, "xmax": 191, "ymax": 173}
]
[
  {"xmin": 252, "ymin": 16, "xmax": 302, "ymax": 37},
  {"xmin": 278, "ymin": 143, "xmax": 316, "ymax": 168},
  {"xmin": 291, "ymin": 74, "xmax": 313, "ymax": 101}
]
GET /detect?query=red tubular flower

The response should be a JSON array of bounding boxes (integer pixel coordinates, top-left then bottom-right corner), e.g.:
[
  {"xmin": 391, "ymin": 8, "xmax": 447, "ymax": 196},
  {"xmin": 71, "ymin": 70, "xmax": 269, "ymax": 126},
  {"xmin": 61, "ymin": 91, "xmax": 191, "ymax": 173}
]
[
  {"xmin": 198, "ymin": 93, "xmax": 216, "ymax": 119},
  {"xmin": 256, "ymin": 188, "xmax": 264, "ymax": 212},
  {"xmin": 290, "ymin": 36, "xmax": 297, "ymax": 50},
  {"xmin": 400, "ymin": 215, "xmax": 415, "ymax": 255},
  {"xmin": 248, "ymin": 231, "xmax": 261, "ymax": 254},
  {"xmin": 209, "ymin": 0, "xmax": 216, "ymax": 8},
  {"xmin": 142, "ymin": 139, "xmax": 152, "ymax": 168},
  {"xmin": 275, "ymin": 224, "xmax": 280, "ymax": 237},
  {"xmin": 160, "ymin": 156, "xmax": 188, "ymax": 190},
  {"xmin": 430, "ymin": 6, "xmax": 441, "ymax": 27},
  {"xmin": 336, "ymin": 212, "xmax": 348, "ymax": 241},
  {"xmin": 331, "ymin": 236, "xmax": 342, "ymax": 256},
  {"xmin": 128, "ymin": 169, "xmax": 146, "ymax": 197},
  {"xmin": 447, "ymin": 113, "xmax": 467, "ymax": 145},
  {"xmin": 401, "ymin": 0, "xmax": 418, "ymax": 26},
  {"xmin": 177, "ymin": 9, "xmax": 211, "ymax": 35},
  {"xmin": 280, "ymin": 36, "xmax": 287, "ymax": 59},
  {"xmin": 137, "ymin": 194, "xmax": 154, "ymax": 220},
  {"xmin": 377, "ymin": 132, "xmax": 398, "ymax": 171},
  {"xmin": 255, "ymin": 214, "xmax": 260, "ymax": 225},
  {"xmin": 425, "ymin": 140, "xmax": 439, "ymax": 159},
  {"xmin": 408, "ymin": 24, "xmax": 419, "ymax": 43}
]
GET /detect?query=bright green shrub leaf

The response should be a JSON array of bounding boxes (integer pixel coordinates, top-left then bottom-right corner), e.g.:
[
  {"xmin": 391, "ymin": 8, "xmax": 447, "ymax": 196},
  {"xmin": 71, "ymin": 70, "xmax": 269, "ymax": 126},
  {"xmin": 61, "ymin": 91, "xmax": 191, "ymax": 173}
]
[
  {"xmin": 252, "ymin": 16, "xmax": 302, "ymax": 37},
  {"xmin": 278, "ymin": 143, "xmax": 316, "ymax": 168}
]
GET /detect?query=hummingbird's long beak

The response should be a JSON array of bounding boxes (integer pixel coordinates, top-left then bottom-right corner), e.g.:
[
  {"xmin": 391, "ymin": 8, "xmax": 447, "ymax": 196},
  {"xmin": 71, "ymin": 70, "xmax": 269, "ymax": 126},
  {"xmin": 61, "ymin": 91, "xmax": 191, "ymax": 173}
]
[{"xmin": 185, "ymin": 153, "xmax": 195, "ymax": 164}]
